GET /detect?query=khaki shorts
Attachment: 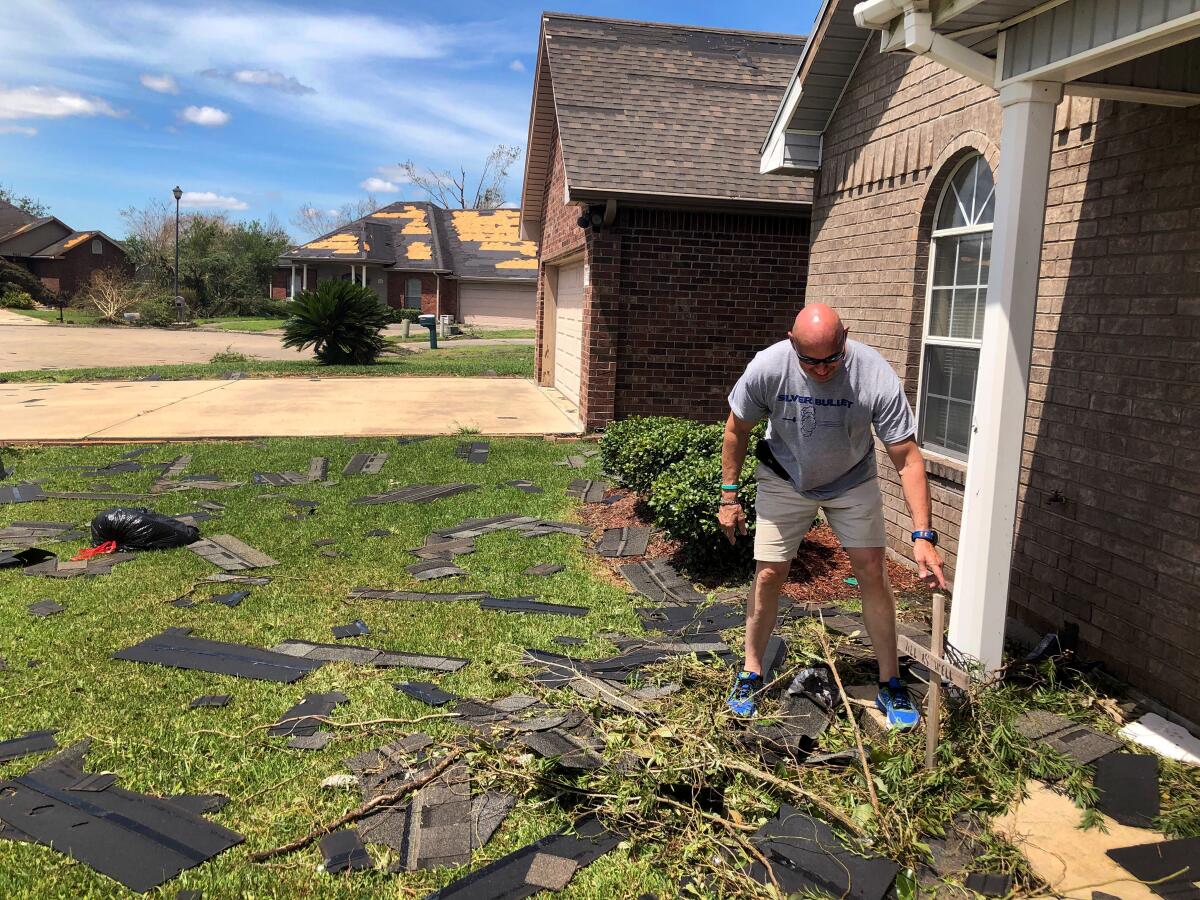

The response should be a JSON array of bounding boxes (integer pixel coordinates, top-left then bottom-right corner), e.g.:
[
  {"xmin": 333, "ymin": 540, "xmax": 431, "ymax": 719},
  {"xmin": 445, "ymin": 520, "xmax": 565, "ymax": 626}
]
[{"xmin": 753, "ymin": 463, "xmax": 886, "ymax": 562}]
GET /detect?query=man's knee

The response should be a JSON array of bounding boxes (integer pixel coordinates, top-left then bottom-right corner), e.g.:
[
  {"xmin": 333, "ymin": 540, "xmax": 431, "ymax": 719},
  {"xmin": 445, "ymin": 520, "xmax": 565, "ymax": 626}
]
[
  {"xmin": 846, "ymin": 547, "xmax": 887, "ymax": 585},
  {"xmin": 754, "ymin": 561, "xmax": 790, "ymax": 588}
]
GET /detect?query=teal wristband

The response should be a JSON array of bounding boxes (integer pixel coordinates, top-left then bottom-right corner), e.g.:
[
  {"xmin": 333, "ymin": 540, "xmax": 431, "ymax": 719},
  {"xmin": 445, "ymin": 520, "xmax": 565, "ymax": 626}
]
[{"xmin": 720, "ymin": 483, "xmax": 740, "ymax": 491}]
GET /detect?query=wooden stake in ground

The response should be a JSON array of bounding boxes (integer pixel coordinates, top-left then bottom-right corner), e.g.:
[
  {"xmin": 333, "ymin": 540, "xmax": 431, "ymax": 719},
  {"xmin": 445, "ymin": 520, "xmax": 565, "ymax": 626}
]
[{"xmin": 924, "ymin": 592, "xmax": 946, "ymax": 769}]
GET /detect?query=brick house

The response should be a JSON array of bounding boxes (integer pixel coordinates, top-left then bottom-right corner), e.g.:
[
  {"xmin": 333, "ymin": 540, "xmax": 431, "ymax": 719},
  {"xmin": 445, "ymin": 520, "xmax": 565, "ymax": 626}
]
[
  {"xmin": 518, "ymin": 14, "xmax": 813, "ymax": 428},
  {"xmin": 0, "ymin": 199, "xmax": 130, "ymax": 297},
  {"xmin": 276, "ymin": 202, "xmax": 537, "ymax": 327},
  {"xmin": 759, "ymin": 1, "xmax": 1200, "ymax": 720}
]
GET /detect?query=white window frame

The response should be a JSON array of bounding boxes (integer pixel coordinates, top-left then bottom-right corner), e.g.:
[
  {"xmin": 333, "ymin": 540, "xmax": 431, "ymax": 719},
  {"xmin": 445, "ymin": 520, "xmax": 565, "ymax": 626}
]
[
  {"xmin": 91, "ymin": 238, "xmax": 103, "ymax": 255},
  {"xmin": 916, "ymin": 154, "xmax": 994, "ymax": 461}
]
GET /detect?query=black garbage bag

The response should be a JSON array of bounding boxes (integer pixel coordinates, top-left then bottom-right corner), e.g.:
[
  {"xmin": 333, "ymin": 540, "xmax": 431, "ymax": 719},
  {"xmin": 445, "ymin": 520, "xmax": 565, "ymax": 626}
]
[{"xmin": 90, "ymin": 507, "xmax": 200, "ymax": 551}]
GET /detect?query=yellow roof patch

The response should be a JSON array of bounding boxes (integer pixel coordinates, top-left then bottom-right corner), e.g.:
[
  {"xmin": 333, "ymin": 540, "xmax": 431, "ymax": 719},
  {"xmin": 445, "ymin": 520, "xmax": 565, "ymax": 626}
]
[
  {"xmin": 479, "ymin": 240, "xmax": 537, "ymax": 257},
  {"xmin": 451, "ymin": 209, "xmax": 524, "ymax": 243},
  {"xmin": 61, "ymin": 232, "xmax": 94, "ymax": 251},
  {"xmin": 496, "ymin": 257, "xmax": 538, "ymax": 269},
  {"xmin": 407, "ymin": 241, "xmax": 432, "ymax": 260},
  {"xmin": 303, "ymin": 232, "xmax": 362, "ymax": 255},
  {"xmin": 372, "ymin": 205, "xmax": 431, "ymax": 234}
]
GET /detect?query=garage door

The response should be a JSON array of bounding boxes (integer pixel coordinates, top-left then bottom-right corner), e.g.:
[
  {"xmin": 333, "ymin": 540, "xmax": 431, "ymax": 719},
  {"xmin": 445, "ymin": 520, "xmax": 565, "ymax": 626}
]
[
  {"xmin": 459, "ymin": 282, "xmax": 536, "ymax": 328},
  {"xmin": 553, "ymin": 262, "xmax": 585, "ymax": 407}
]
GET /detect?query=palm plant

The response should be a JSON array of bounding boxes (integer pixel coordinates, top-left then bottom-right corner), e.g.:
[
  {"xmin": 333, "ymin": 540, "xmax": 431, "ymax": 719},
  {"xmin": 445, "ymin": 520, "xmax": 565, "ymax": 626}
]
[{"xmin": 281, "ymin": 280, "xmax": 389, "ymax": 365}]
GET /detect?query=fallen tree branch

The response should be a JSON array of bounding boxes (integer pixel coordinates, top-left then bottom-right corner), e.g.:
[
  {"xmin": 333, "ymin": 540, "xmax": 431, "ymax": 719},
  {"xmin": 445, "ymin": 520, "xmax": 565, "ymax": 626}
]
[
  {"xmin": 722, "ymin": 758, "xmax": 865, "ymax": 838},
  {"xmin": 251, "ymin": 747, "xmax": 464, "ymax": 862}
]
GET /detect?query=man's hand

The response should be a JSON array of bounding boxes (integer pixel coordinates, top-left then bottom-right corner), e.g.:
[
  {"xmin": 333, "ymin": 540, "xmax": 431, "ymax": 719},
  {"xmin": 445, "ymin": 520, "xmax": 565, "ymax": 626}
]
[
  {"xmin": 914, "ymin": 539, "xmax": 946, "ymax": 589},
  {"xmin": 718, "ymin": 501, "xmax": 749, "ymax": 544}
]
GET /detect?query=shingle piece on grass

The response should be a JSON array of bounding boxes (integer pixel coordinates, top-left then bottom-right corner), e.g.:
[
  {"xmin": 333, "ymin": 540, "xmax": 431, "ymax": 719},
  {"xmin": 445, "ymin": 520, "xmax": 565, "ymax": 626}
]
[
  {"xmin": 412, "ymin": 537, "xmax": 476, "ymax": 560},
  {"xmin": 28, "ymin": 599, "xmax": 65, "ymax": 617},
  {"xmin": 637, "ymin": 603, "xmax": 743, "ymax": 635},
  {"xmin": 407, "ymin": 560, "xmax": 467, "ymax": 581},
  {"xmin": 595, "ymin": 527, "xmax": 651, "ymax": 558},
  {"xmin": 320, "ymin": 828, "xmax": 374, "ymax": 873},
  {"xmin": 252, "ymin": 471, "xmax": 305, "ymax": 487},
  {"xmin": 0, "ymin": 521, "xmax": 75, "ymax": 546},
  {"xmin": 270, "ymin": 692, "xmax": 349, "ymax": 737},
  {"xmin": 455, "ymin": 441, "xmax": 490, "ymax": 464},
  {"xmin": 396, "ymin": 682, "xmax": 458, "ymax": 707},
  {"xmin": 963, "ymin": 873, "xmax": 1013, "ymax": 897},
  {"xmin": 331, "ymin": 619, "xmax": 371, "ymax": 639},
  {"xmin": 375, "ymin": 651, "xmax": 469, "ymax": 673},
  {"xmin": 211, "ymin": 590, "xmax": 248, "ymax": 608},
  {"xmin": 1107, "ymin": 837, "xmax": 1200, "ymax": 896},
  {"xmin": 307, "ymin": 456, "xmax": 329, "ymax": 482},
  {"xmin": 504, "ymin": 479, "xmax": 543, "ymax": 494},
  {"xmin": 0, "ymin": 482, "xmax": 48, "ymax": 505},
  {"xmin": 190, "ymin": 695, "xmax": 231, "ymax": 709},
  {"xmin": 480, "ymin": 596, "xmax": 588, "ymax": 618},
  {"xmin": 343, "ymin": 453, "xmax": 388, "ymax": 476},
  {"xmin": 620, "ymin": 559, "xmax": 708, "ymax": 605},
  {"xmin": 66, "ymin": 773, "xmax": 117, "ymax": 792},
  {"xmin": 519, "ymin": 730, "xmax": 604, "ymax": 770},
  {"xmin": 1094, "ymin": 754, "xmax": 1159, "ymax": 828},
  {"xmin": 567, "ymin": 479, "xmax": 609, "ymax": 503},
  {"xmin": 288, "ymin": 732, "xmax": 333, "ymax": 751},
  {"xmin": 525, "ymin": 563, "xmax": 565, "ymax": 577},
  {"xmin": 273, "ymin": 640, "xmax": 470, "ymax": 673},
  {"xmin": 352, "ymin": 484, "xmax": 479, "ymax": 505},
  {"xmin": 555, "ymin": 455, "xmax": 587, "ymax": 469},
  {"xmin": 0, "ymin": 742, "xmax": 243, "ymax": 893},
  {"xmin": 1043, "ymin": 726, "xmax": 1124, "ymax": 767},
  {"xmin": 188, "ymin": 534, "xmax": 278, "ymax": 571},
  {"xmin": 0, "ymin": 729, "xmax": 58, "ymax": 763},
  {"xmin": 113, "ymin": 629, "xmax": 322, "ymax": 683}
]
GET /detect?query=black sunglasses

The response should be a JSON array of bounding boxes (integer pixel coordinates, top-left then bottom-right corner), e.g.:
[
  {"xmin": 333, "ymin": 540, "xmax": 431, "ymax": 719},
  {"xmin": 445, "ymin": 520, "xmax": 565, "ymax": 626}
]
[{"xmin": 794, "ymin": 333, "xmax": 847, "ymax": 366}]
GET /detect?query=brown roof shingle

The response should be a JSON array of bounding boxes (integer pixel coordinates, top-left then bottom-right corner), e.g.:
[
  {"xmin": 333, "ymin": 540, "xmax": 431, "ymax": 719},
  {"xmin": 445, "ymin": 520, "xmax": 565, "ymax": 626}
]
[{"xmin": 540, "ymin": 14, "xmax": 813, "ymax": 206}]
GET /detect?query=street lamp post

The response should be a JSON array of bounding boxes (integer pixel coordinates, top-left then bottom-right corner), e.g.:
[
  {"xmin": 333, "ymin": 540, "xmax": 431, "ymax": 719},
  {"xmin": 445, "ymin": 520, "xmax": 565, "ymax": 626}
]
[{"xmin": 171, "ymin": 186, "xmax": 182, "ymax": 320}]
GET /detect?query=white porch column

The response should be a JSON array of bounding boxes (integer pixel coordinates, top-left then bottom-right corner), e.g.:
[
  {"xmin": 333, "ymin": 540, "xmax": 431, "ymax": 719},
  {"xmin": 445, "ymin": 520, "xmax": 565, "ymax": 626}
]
[
  {"xmin": 289, "ymin": 264, "xmax": 296, "ymax": 300},
  {"xmin": 301, "ymin": 263, "xmax": 307, "ymax": 291},
  {"xmin": 948, "ymin": 80, "xmax": 1062, "ymax": 672}
]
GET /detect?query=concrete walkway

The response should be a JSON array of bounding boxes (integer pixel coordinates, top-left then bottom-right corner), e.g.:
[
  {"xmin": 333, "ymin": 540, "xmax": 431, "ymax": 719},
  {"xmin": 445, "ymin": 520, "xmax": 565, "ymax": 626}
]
[
  {"xmin": 0, "ymin": 319, "xmax": 306, "ymax": 372},
  {"xmin": 0, "ymin": 309, "xmax": 49, "ymax": 326},
  {"xmin": 1, "ymin": 377, "xmax": 582, "ymax": 440}
]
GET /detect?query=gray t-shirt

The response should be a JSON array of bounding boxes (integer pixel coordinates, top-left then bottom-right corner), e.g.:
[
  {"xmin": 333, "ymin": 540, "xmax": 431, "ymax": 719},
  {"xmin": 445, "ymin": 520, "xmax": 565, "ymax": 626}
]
[{"xmin": 728, "ymin": 338, "xmax": 915, "ymax": 499}]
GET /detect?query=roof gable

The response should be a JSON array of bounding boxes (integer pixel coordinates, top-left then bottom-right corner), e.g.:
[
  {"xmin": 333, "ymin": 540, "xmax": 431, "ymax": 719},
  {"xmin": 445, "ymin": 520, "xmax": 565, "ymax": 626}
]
[
  {"xmin": 435, "ymin": 208, "xmax": 538, "ymax": 281},
  {"xmin": 520, "ymin": 13, "xmax": 812, "ymax": 221},
  {"xmin": 0, "ymin": 198, "xmax": 36, "ymax": 239}
]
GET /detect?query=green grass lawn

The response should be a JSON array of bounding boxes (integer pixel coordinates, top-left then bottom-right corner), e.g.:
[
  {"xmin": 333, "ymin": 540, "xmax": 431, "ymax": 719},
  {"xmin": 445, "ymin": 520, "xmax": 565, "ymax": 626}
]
[
  {"xmin": 390, "ymin": 327, "xmax": 536, "ymax": 343},
  {"xmin": 0, "ymin": 436, "xmax": 684, "ymax": 898},
  {"xmin": 6, "ymin": 307, "xmax": 105, "ymax": 326},
  {"xmin": 0, "ymin": 345, "xmax": 535, "ymax": 383},
  {"xmin": 196, "ymin": 317, "xmax": 288, "ymax": 333}
]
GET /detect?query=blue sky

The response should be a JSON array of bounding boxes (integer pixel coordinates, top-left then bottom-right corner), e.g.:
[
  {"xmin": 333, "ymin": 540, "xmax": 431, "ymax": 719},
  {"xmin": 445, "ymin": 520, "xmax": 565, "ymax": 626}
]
[{"xmin": 0, "ymin": 1, "xmax": 823, "ymax": 240}]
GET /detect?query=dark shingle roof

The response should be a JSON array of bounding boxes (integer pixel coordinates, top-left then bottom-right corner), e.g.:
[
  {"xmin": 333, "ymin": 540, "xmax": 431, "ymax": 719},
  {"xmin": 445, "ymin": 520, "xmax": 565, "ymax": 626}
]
[
  {"xmin": 29, "ymin": 230, "xmax": 96, "ymax": 258},
  {"xmin": 0, "ymin": 199, "xmax": 36, "ymax": 240},
  {"xmin": 282, "ymin": 202, "xmax": 444, "ymax": 270},
  {"xmin": 539, "ymin": 14, "xmax": 812, "ymax": 205},
  {"xmin": 433, "ymin": 208, "xmax": 537, "ymax": 281}
]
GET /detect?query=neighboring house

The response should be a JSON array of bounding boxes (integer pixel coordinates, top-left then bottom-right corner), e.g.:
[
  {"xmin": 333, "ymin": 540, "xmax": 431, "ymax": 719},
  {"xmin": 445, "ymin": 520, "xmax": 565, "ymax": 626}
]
[
  {"xmin": 0, "ymin": 198, "xmax": 130, "ymax": 297},
  {"xmin": 519, "ymin": 14, "xmax": 812, "ymax": 424},
  {"xmin": 758, "ymin": 1, "xmax": 1200, "ymax": 721},
  {"xmin": 275, "ymin": 202, "xmax": 537, "ymax": 327}
]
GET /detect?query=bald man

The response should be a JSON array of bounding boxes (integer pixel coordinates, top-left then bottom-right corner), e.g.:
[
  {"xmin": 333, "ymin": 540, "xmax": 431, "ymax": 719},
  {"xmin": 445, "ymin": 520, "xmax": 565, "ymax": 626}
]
[{"xmin": 719, "ymin": 304, "xmax": 946, "ymax": 728}]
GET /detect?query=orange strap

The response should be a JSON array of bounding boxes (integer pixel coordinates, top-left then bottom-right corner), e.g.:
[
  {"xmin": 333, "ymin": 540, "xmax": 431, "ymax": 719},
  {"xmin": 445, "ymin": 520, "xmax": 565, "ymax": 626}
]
[{"xmin": 71, "ymin": 540, "xmax": 118, "ymax": 561}]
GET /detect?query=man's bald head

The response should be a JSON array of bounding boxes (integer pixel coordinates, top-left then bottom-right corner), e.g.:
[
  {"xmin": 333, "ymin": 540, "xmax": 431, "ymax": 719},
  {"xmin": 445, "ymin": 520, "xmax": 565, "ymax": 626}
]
[{"xmin": 789, "ymin": 304, "xmax": 846, "ymax": 358}]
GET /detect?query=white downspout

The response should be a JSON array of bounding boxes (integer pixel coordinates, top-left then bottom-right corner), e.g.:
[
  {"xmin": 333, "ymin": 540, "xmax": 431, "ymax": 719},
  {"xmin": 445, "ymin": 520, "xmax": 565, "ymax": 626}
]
[
  {"xmin": 289, "ymin": 264, "xmax": 295, "ymax": 300},
  {"xmin": 302, "ymin": 263, "xmax": 307, "ymax": 292}
]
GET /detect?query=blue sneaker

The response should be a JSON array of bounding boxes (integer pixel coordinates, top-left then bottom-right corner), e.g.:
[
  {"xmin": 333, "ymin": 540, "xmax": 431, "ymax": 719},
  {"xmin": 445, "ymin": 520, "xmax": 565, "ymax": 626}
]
[
  {"xmin": 876, "ymin": 677, "xmax": 920, "ymax": 730},
  {"xmin": 727, "ymin": 671, "xmax": 763, "ymax": 718}
]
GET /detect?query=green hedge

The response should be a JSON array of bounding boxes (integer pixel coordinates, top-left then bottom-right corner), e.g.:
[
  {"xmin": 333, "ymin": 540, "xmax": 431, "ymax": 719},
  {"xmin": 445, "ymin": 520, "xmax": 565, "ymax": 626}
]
[
  {"xmin": 0, "ymin": 258, "xmax": 54, "ymax": 305},
  {"xmin": 600, "ymin": 415, "xmax": 762, "ymax": 569},
  {"xmin": 0, "ymin": 288, "xmax": 35, "ymax": 309}
]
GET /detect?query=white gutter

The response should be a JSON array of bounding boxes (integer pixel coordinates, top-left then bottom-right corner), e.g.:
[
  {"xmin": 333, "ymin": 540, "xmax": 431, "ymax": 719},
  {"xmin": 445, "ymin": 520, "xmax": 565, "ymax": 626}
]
[{"xmin": 854, "ymin": 0, "xmax": 997, "ymax": 87}]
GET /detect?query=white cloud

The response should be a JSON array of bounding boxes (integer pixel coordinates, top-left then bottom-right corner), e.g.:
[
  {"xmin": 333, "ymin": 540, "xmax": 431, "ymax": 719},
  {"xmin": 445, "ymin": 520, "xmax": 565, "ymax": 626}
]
[
  {"xmin": 179, "ymin": 191, "xmax": 248, "ymax": 210},
  {"xmin": 508, "ymin": 59, "xmax": 525, "ymax": 73},
  {"xmin": 139, "ymin": 72, "xmax": 178, "ymax": 94},
  {"xmin": 0, "ymin": 84, "xmax": 119, "ymax": 119},
  {"xmin": 360, "ymin": 176, "xmax": 401, "ymax": 192},
  {"xmin": 181, "ymin": 105, "xmax": 229, "ymax": 126},
  {"xmin": 0, "ymin": 124, "xmax": 37, "ymax": 136},
  {"xmin": 201, "ymin": 67, "xmax": 315, "ymax": 95}
]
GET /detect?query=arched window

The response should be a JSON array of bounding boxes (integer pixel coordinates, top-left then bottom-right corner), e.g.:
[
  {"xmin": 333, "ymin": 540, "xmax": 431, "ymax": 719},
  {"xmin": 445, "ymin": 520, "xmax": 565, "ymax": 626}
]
[{"xmin": 918, "ymin": 154, "xmax": 994, "ymax": 459}]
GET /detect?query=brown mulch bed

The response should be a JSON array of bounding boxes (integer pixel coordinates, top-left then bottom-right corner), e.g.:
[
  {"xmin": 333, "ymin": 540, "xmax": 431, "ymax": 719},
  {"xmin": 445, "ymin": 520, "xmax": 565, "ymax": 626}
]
[{"xmin": 579, "ymin": 488, "xmax": 927, "ymax": 608}]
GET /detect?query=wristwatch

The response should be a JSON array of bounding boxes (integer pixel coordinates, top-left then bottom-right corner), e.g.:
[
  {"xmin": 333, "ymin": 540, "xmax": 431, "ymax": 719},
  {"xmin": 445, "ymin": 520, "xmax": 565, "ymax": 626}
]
[{"xmin": 911, "ymin": 529, "xmax": 938, "ymax": 546}]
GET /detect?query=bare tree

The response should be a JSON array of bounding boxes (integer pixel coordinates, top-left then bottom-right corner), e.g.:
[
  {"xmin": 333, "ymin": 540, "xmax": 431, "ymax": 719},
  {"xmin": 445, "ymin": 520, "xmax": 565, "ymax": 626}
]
[
  {"xmin": 80, "ymin": 269, "xmax": 151, "ymax": 322},
  {"xmin": 290, "ymin": 194, "xmax": 380, "ymax": 239},
  {"xmin": 399, "ymin": 144, "xmax": 521, "ymax": 209}
]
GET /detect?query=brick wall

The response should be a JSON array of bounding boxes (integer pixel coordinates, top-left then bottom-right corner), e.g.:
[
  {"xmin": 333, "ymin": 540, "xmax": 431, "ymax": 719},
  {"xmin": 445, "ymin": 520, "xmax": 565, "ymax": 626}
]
[
  {"xmin": 27, "ymin": 238, "xmax": 132, "ymax": 297},
  {"xmin": 588, "ymin": 207, "xmax": 810, "ymax": 427},
  {"xmin": 810, "ymin": 48, "xmax": 1200, "ymax": 719},
  {"xmin": 386, "ymin": 271, "xmax": 439, "ymax": 313},
  {"xmin": 438, "ymin": 275, "xmax": 459, "ymax": 321}
]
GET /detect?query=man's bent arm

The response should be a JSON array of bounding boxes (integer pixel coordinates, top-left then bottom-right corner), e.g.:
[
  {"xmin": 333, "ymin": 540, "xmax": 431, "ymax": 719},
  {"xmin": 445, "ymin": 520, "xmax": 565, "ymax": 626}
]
[
  {"xmin": 885, "ymin": 437, "xmax": 946, "ymax": 587},
  {"xmin": 722, "ymin": 413, "xmax": 755, "ymax": 489}
]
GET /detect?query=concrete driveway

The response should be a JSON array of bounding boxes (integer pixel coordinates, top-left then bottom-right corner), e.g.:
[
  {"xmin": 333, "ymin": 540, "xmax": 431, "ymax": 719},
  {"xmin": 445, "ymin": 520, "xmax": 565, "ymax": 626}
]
[
  {"xmin": 0, "ymin": 377, "xmax": 582, "ymax": 440},
  {"xmin": 0, "ymin": 317, "xmax": 305, "ymax": 372}
]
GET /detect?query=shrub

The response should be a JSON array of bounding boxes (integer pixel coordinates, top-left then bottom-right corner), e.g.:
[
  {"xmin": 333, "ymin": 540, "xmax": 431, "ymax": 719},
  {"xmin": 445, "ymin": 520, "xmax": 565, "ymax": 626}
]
[
  {"xmin": 80, "ymin": 269, "xmax": 151, "ymax": 322},
  {"xmin": 646, "ymin": 435, "xmax": 760, "ymax": 570},
  {"xmin": 386, "ymin": 307, "xmax": 422, "ymax": 324},
  {"xmin": 599, "ymin": 416, "xmax": 725, "ymax": 494},
  {"xmin": 207, "ymin": 295, "xmax": 285, "ymax": 318},
  {"xmin": 0, "ymin": 288, "xmax": 35, "ymax": 309},
  {"xmin": 281, "ymin": 280, "xmax": 389, "ymax": 365},
  {"xmin": 136, "ymin": 295, "xmax": 177, "ymax": 327},
  {"xmin": 0, "ymin": 257, "xmax": 54, "ymax": 304}
]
